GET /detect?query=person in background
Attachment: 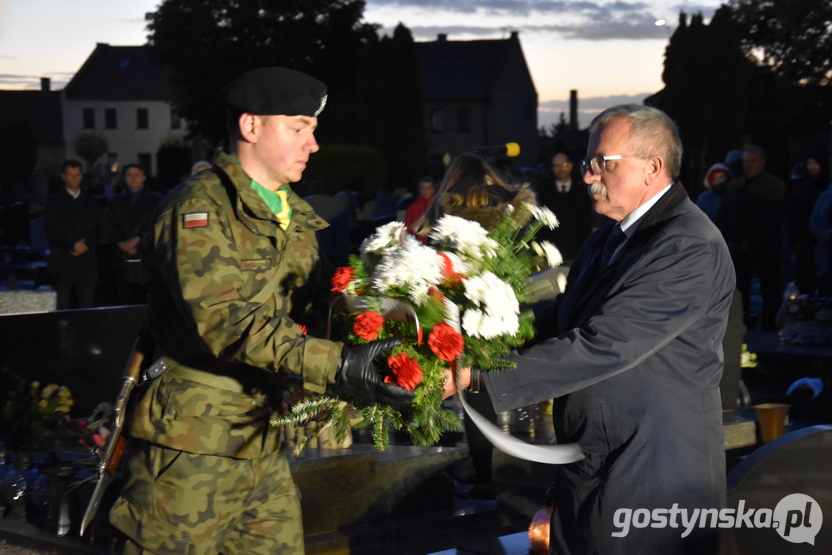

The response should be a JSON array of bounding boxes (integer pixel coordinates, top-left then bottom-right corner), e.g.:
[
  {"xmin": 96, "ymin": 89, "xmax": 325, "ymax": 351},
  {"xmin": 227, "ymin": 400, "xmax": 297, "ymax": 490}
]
[
  {"xmin": 43, "ymin": 159, "xmax": 102, "ymax": 309},
  {"xmin": 104, "ymin": 164, "xmax": 163, "ymax": 304},
  {"xmin": 717, "ymin": 146, "xmax": 785, "ymax": 330},
  {"xmin": 191, "ymin": 160, "xmax": 212, "ymax": 176},
  {"xmin": 724, "ymin": 149, "xmax": 745, "ymax": 182},
  {"xmin": 696, "ymin": 162, "xmax": 733, "ymax": 222},
  {"xmin": 535, "ymin": 152, "xmax": 593, "ymax": 261},
  {"xmin": 808, "ymin": 154, "xmax": 832, "ymax": 296},
  {"xmin": 786, "ymin": 150, "xmax": 829, "ymax": 296},
  {"xmin": 404, "ymin": 176, "xmax": 435, "ymax": 244}
]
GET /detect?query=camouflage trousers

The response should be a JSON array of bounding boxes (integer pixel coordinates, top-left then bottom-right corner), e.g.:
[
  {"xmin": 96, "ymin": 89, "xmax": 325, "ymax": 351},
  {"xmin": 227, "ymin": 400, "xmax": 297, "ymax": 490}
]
[{"xmin": 110, "ymin": 440, "xmax": 304, "ymax": 554}]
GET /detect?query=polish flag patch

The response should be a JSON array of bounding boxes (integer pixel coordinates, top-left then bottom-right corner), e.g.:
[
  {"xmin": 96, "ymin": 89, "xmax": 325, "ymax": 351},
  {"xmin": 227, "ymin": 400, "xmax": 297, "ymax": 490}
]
[{"xmin": 183, "ymin": 212, "xmax": 209, "ymax": 228}]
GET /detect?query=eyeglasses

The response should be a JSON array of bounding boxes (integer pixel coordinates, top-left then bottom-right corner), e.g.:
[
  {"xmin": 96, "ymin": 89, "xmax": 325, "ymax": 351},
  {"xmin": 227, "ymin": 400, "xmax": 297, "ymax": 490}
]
[{"xmin": 579, "ymin": 155, "xmax": 645, "ymax": 176}]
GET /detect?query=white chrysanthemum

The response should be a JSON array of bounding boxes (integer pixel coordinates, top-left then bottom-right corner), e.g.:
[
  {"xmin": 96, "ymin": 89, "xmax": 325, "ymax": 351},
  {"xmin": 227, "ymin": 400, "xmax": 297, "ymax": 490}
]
[
  {"xmin": 525, "ymin": 202, "xmax": 559, "ymax": 230},
  {"xmin": 539, "ymin": 240, "xmax": 563, "ymax": 268},
  {"xmin": 461, "ymin": 309, "xmax": 485, "ymax": 337},
  {"xmin": 429, "ymin": 215, "xmax": 498, "ymax": 260},
  {"xmin": 461, "ymin": 271, "xmax": 520, "ymax": 339},
  {"xmin": 556, "ymin": 272, "xmax": 568, "ymax": 294},
  {"xmin": 372, "ymin": 240, "xmax": 444, "ymax": 305},
  {"xmin": 360, "ymin": 221, "xmax": 407, "ymax": 255}
]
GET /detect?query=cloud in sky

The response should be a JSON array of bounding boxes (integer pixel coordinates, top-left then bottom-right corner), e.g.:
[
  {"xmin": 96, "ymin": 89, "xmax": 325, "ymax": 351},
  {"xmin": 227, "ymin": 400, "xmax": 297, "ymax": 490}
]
[
  {"xmin": 372, "ymin": 0, "xmax": 720, "ymax": 41},
  {"xmin": 370, "ymin": 0, "xmax": 646, "ymax": 16}
]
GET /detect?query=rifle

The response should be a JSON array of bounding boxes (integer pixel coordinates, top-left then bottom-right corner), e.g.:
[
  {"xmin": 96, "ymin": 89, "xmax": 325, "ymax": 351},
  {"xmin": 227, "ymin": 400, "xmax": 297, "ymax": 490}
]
[{"xmin": 80, "ymin": 334, "xmax": 156, "ymax": 536}]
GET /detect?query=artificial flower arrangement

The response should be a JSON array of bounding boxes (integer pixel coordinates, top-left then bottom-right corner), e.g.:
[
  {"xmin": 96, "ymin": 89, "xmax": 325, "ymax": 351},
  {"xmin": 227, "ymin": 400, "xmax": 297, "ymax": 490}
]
[
  {"xmin": 271, "ymin": 203, "xmax": 561, "ymax": 453},
  {"xmin": 0, "ymin": 375, "xmax": 74, "ymax": 450},
  {"xmin": 74, "ymin": 402, "xmax": 114, "ymax": 452}
]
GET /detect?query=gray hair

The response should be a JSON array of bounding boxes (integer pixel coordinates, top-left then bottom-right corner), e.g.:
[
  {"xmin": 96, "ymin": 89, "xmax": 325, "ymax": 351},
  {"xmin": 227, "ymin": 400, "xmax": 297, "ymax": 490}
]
[{"xmin": 589, "ymin": 104, "xmax": 683, "ymax": 180}]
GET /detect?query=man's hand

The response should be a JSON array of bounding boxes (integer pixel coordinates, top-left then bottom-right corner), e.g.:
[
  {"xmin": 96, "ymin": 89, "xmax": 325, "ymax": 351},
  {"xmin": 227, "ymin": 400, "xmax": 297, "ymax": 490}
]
[
  {"xmin": 335, "ymin": 338, "xmax": 414, "ymax": 410},
  {"xmin": 70, "ymin": 239, "xmax": 89, "ymax": 256},
  {"xmin": 117, "ymin": 236, "xmax": 141, "ymax": 255},
  {"xmin": 442, "ymin": 365, "xmax": 472, "ymax": 399}
]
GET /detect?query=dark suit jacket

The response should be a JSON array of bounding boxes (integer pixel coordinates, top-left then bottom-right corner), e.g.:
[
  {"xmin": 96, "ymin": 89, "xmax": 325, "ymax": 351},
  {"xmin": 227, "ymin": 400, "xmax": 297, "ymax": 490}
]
[
  {"xmin": 44, "ymin": 188, "xmax": 102, "ymax": 279},
  {"xmin": 485, "ymin": 183, "xmax": 736, "ymax": 554},
  {"xmin": 716, "ymin": 170, "xmax": 785, "ymax": 259},
  {"xmin": 536, "ymin": 177, "xmax": 593, "ymax": 260},
  {"xmin": 105, "ymin": 186, "xmax": 164, "ymax": 259}
]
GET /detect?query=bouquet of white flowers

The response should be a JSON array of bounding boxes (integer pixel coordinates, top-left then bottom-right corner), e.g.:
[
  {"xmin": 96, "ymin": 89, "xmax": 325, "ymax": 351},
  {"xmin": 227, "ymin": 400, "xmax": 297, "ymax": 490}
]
[{"xmin": 271, "ymin": 204, "xmax": 561, "ymax": 452}]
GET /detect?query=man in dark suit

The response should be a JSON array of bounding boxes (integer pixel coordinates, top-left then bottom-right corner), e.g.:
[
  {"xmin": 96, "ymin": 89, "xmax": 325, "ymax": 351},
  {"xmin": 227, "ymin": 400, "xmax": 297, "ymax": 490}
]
[
  {"xmin": 456, "ymin": 105, "xmax": 735, "ymax": 554},
  {"xmin": 104, "ymin": 164, "xmax": 162, "ymax": 304},
  {"xmin": 44, "ymin": 159, "xmax": 102, "ymax": 309},
  {"xmin": 536, "ymin": 153, "xmax": 593, "ymax": 261}
]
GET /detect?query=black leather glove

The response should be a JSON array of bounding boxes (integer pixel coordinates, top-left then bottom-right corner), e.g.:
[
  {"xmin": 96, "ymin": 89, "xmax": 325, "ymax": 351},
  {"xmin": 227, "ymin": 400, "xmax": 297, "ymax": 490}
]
[{"xmin": 335, "ymin": 338, "xmax": 414, "ymax": 410}]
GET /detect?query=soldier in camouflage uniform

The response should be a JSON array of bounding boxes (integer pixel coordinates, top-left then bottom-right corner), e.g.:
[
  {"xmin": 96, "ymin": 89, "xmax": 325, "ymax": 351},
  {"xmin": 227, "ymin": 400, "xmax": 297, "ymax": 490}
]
[{"xmin": 109, "ymin": 68, "xmax": 413, "ymax": 554}]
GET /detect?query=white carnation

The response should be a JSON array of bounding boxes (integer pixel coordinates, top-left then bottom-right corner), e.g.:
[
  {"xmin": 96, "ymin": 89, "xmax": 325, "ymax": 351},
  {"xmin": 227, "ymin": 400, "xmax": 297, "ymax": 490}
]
[
  {"xmin": 429, "ymin": 215, "xmax": 498, "ymax": 260},
  {"xmin": 539, "ymin": 240, "xmax": 563, "ymax": 268},
  {"xmin": 372, "ymin": 240, "xmax": 444, "ymax": 305},
  {"xmin": 525, "ymin": 202, "xmax": 559, "ymax": 230},
  {"xmin": 461, "ymin": 271, "xmax": 520, "ymax": 339},
  {"xmin": 360, "ymin": 221, "xmax": 407, "ymax": 255}
]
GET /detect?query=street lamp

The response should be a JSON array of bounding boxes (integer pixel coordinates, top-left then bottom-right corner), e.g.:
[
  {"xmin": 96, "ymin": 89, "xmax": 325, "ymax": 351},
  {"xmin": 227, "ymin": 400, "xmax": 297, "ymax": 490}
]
[{"xmin": 655, "ymin": 19, "xmax": 671, "ymax": 38}]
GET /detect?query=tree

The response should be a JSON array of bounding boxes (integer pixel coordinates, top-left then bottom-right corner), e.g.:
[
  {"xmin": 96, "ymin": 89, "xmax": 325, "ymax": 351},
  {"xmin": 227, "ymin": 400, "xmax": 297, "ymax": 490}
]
[
  {"xmin": 727, "ymin": 0, "xmax": 832, "ymax": 87},
  {"xmin": 728, "ymin": 0, "xmax": 832, "ymax": 137},
  {"xmin": 554, "ymin": 112, "xmax": 569, "ymax": 136},
  {"xmin": 156, "ymin": 136, "xmax": 192, "ymax": 189},
  {"xmin": 353, "ymin": 23, "xmax": 427, "ymax": 190},
  {"xmin": 145, "ymin": 0, "xmax": 378, "ymax": 146},
  {"xmin": 74, "ymin": 133, "xmax": 108, "ymax": 176},
  {"xmin": 0, "ymin": 120, "xmax": 37, "ymax": 182},
  {"xmin": 661, "ymin": 8, "xmax": 750, "ymax": 189}
]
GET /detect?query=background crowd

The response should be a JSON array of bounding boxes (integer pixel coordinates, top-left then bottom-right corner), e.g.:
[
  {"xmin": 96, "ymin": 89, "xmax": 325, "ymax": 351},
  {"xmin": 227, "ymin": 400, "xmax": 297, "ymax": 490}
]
[{"xmin": 1, "ymin": 140, "xmax": 830, "ymax": 331}]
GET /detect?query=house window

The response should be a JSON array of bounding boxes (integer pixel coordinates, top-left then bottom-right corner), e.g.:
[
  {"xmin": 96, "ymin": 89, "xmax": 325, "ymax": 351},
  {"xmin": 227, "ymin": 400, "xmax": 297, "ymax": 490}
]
[
  {"xmin": 430, "ymin": 108, "xmax": 444, "ymax": 133},
  {"xmin": 170, "ymin": 108, "xmax": 182, "ymax": 130},
  {"xmin": 137, "ymin": 108, "xmax": 149, "ymax": 129},
  {"xmin": 137, "ymin": 153, "xmax": 152, "ymax": 176},
  {"xmin": 457, "ymin": 107, "xmax": 471, "ymax": 133},
  {"xmin": 105, "ymin": 108, "xmax": 117, "ymax": 129},
  {"xmin": 82, "ymin": 108, "xmax": 95, "ymax": 129}
]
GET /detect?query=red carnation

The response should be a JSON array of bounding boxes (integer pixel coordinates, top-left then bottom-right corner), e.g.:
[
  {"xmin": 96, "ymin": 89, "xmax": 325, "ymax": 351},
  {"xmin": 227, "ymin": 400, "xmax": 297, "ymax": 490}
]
[
  {"xmin": 331, "ymin": 266, "xmax": 355, "ymax": 293},
  {"xmin": 385, "ymin": 353, "xmax": 423, "ymax": 391},
  {"xmin": 428, "ymin": 323, "xmax": 464, "ymax": 361},
  {"xmin": 353, "ymin": 311, "xmax": 385, "ymax": 341}
]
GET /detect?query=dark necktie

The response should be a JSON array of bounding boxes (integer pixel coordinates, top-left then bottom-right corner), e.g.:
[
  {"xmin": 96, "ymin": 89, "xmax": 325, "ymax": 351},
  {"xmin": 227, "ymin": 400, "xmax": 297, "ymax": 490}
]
[{"xmin": 600, "ymin": 224, "xmax": 625, "ymax": 267}]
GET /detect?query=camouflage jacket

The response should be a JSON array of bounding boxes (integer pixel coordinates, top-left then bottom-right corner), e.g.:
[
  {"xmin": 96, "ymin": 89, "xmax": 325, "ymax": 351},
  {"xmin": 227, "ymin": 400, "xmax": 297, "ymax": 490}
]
[{"xmin": 129, "ymin": 151, "xmax": 343, "ymax": 458}]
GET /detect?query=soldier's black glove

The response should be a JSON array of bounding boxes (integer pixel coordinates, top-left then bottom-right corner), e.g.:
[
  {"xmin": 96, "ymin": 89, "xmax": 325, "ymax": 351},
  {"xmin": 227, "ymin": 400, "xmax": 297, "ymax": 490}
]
[{"xmin": 335, "ymin": 338, "xmax": 414, "ymax": 410}]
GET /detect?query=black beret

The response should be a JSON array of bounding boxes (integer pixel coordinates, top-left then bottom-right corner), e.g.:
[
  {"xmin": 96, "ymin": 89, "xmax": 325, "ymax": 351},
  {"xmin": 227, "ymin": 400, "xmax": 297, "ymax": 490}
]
[{"xmin": 220, "ymin": 67, "xmax": 327, "ymax": 117}]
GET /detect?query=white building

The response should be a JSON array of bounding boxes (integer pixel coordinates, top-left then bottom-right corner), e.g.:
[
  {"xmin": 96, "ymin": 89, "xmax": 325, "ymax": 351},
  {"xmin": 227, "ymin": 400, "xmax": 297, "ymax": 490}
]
[{"xmin": 61, "ymin": 43, "xmax": 188, "ymax": 179}]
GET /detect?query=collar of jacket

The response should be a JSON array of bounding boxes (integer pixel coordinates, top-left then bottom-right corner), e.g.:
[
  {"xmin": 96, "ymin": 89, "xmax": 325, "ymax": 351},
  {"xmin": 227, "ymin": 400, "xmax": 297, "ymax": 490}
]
[
  {"xmin": 214, "ymin": 151, "xmax": 328, "ymax": 235},
  {"xmin": 594, "ymin": 181, "xmax": 688, "ymax": 270}
]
